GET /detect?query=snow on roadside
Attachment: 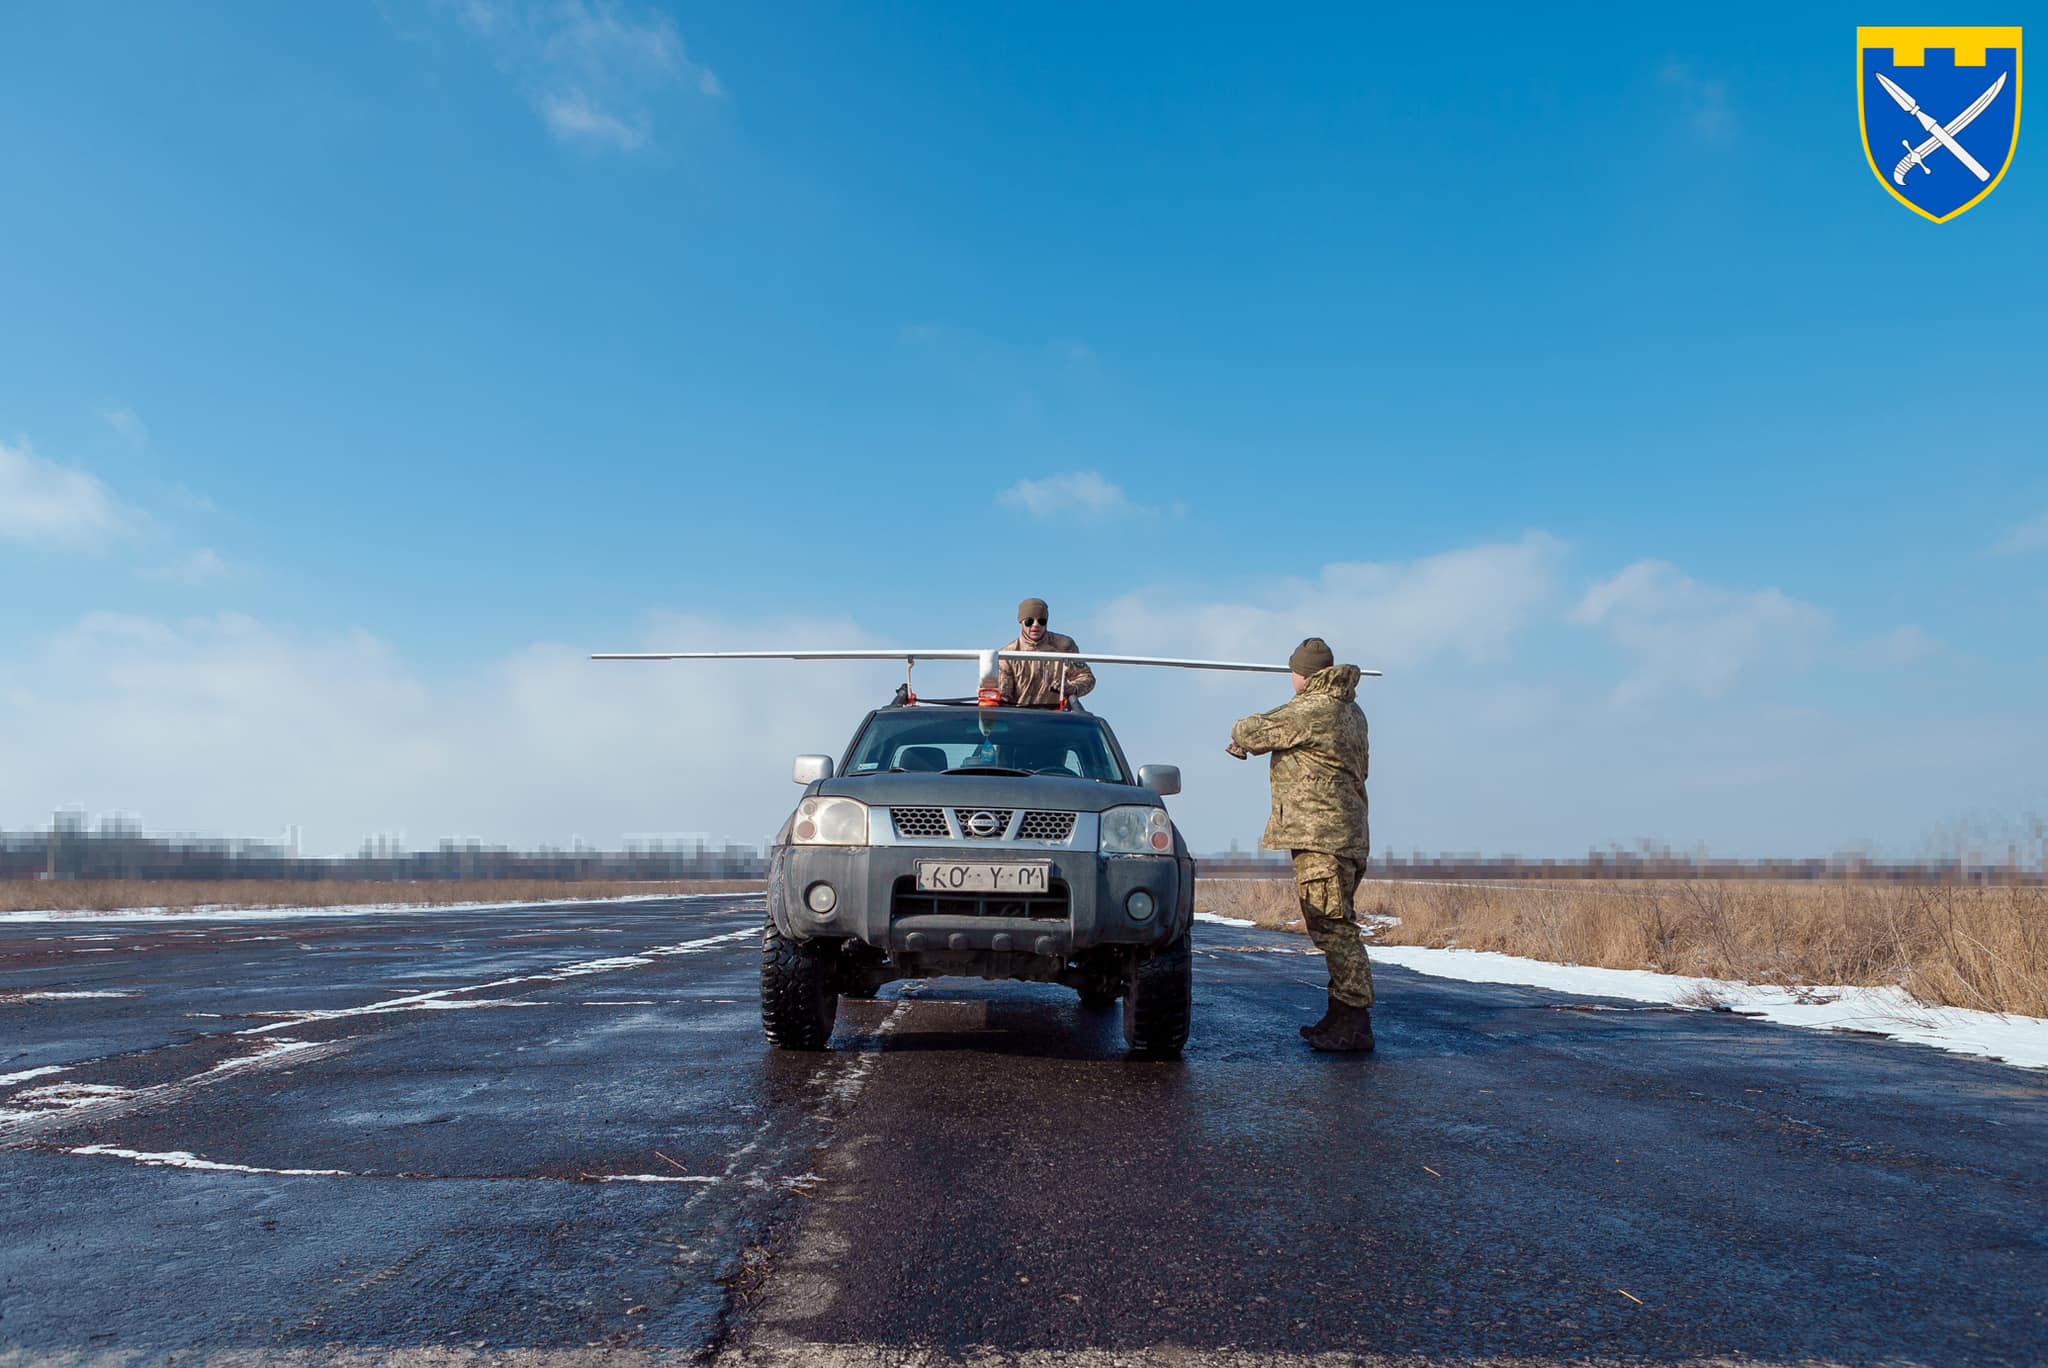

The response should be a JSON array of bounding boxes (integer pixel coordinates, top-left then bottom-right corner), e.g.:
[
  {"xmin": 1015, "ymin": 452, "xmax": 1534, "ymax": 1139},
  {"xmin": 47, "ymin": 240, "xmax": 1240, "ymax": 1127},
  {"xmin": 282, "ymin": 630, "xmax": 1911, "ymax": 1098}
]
[
  {"xmin": 1364, "ymin": 945, "xmax": 2048, "ymax": 1069},
  {"xmin": 1193, "ymin": 913, "xmax": 2048, "ymax": 1069},
  {"xmin": 0, "ymin": 891, "xmax": 761, "ymax": 924}
]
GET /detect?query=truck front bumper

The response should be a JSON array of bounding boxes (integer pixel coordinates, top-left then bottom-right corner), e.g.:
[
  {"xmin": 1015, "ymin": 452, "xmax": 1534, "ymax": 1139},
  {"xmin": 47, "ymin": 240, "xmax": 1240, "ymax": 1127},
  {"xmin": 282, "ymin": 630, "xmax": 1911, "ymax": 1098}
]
[{"xmin": 768, "ymin": 843, "xmax": 1188, "ymax": 958}]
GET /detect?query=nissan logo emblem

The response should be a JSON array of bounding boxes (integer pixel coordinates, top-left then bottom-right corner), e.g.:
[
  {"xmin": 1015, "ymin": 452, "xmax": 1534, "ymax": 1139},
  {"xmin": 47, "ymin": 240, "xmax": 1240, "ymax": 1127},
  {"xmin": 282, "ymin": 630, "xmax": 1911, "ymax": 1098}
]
[{"xmin": 965, "ymin": 811, "xmax": 1000, "ymax": 838}]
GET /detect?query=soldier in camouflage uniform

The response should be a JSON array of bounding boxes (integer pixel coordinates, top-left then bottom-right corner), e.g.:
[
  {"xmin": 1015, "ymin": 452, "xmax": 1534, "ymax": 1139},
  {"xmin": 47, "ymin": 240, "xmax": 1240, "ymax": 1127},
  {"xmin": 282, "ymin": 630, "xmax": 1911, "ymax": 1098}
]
[
  {"xmin": 1226, "ymin": 637, "xmax": 1375, "ymax": 1052},
  {"xmin": 999, "ymin": 597, "xmax": 1097, "ymax": 707}
]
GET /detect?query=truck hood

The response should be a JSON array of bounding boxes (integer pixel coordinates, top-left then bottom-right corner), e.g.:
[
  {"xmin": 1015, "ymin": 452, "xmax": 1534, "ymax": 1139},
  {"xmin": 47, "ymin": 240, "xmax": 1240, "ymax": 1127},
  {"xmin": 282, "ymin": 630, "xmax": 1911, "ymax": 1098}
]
[{"xmin": 815, "ymin": 772, "xmax": 1159, "ymax": 813}]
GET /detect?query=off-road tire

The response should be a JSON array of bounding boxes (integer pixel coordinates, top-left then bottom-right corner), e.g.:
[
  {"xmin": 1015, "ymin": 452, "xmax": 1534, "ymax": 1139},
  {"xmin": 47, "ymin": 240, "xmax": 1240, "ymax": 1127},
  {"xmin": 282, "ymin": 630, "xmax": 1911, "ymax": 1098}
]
[
  {"xmin": 761, "ymin": 922, "xmax": 839, "ymax": 1050},
  {"xmin": 1122, "ymin": 931, "xmax": 1192, "ymax": 1056}
]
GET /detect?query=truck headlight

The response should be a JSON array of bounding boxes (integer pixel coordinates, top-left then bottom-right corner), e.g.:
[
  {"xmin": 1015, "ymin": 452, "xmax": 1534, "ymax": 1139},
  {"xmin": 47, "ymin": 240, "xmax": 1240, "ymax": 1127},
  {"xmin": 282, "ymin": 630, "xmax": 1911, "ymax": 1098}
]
[
  {"xmin": 1099, "ymin": 805, "xmax": 1171, "ymax": 854},
  {"xmin": 792, "ymin": 797, "xmax": 869, "ymax": 846}
]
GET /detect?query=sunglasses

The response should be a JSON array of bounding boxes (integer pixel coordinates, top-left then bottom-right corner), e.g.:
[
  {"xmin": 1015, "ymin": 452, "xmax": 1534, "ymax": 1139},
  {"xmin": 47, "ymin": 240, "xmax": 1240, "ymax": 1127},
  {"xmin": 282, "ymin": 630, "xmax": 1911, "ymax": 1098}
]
[{"xmin": 1021, "ymin": 618, "xmax": 1046, "ymax": 627}]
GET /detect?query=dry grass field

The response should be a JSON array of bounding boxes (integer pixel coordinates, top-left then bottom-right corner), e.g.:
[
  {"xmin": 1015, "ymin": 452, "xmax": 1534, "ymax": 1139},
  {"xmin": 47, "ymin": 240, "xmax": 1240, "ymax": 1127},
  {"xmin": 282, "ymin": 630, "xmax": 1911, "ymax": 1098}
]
[
  {"xmin": 0, "ymin": 879, "xmax": 764, "ymax": 915},
  {"xmin": 1198, "ymin": 877, "xmax": 2048, "ymax": 1019}
]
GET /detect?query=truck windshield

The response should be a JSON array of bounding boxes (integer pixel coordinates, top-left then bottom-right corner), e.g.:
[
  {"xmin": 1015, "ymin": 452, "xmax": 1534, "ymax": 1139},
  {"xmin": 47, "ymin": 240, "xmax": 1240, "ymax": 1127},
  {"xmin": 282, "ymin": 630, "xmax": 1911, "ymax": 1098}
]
[{"xmin": 845, "ymin": 711, "xmax": 1128, "ymax": 783}]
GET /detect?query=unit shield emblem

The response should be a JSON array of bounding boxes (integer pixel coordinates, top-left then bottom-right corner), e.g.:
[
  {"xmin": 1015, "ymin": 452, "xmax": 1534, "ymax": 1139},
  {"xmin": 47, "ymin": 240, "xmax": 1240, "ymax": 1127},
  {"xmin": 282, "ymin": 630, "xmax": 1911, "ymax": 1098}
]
[{"xmin": 1859, "ymin": 26, "xmax": 2023, "ymax": 222}]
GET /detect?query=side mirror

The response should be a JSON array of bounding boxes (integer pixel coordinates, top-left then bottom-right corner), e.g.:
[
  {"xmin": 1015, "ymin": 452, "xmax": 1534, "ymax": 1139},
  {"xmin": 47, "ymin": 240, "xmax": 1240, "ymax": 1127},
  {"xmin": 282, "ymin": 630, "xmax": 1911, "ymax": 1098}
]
[
  {"xmin": 1137, "ymin": 764, "xmax": 1181, "ymax": 796},
  {"xmin": 792, "ymin": 755, "xmax": 834, "ymax": 785}
]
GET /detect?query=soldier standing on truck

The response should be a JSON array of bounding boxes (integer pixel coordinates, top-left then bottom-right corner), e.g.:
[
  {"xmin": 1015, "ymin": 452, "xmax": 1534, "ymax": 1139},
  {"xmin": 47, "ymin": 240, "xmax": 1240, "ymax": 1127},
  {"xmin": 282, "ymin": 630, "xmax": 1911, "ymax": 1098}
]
[
  {"xmin": 999, "ymin": 597, "xmax": 1097, "ymax": 707},
  {"xmin": 1225, "ymin": 636, "xmax": 1375, "ymax": 1052}
]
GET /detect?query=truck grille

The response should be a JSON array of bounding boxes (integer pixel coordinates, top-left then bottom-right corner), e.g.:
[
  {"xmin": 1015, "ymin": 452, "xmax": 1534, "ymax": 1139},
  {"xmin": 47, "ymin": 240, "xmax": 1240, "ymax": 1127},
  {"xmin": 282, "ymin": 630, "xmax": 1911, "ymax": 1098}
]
[
  {"xmin": 891, "ymin": 807, "xmax": 948, "ymax": 839},
  {"xmin": 887, "ymin": 807, "xmax": 1079, "ymax": 843},
  {"xmin": 1016, "ymin": 811, "xmax": 1077, "ymax": 842}
]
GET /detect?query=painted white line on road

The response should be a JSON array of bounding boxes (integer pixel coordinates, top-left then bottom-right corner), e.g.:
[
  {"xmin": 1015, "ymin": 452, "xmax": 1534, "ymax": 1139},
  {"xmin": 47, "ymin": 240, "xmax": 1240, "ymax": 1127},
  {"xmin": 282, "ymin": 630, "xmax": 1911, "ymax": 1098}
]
[
  {"xmin": 666, "ymin": 992, "xmax": 916, "ymax": 1270},
  {"xmin": 721, "ymin": 1345, "xmax": 1431, "ymax": 1366},
  {"xmin": 818, "ymin": 994, "xmax": 915, "ymax": 1117},
  {"xmin": 236, "ymin": 925, "xmax": 762, "ymax": 1036},
  {"xmin": 2, "ymin": 919, "xmax": 765, "ymax": 1144},
  {"xmin": 56, "ymin": 1146, "xmax": 731, "ymax": 1184},
  {"xmin": 0, "ymin": 893, "xmax": 765, "ymax": 924},
  {"xmin": 0, "ymin": 1037, "xmax": 356, "ymax": 1145}
]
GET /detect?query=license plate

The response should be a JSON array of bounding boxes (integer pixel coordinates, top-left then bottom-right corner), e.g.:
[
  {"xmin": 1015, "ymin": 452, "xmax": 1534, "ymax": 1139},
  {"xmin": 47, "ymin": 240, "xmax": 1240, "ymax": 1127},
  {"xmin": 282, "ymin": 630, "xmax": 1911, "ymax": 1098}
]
[{"xmin": 915, "ymin": 861, "xmax": 1051, "ymax": 894}]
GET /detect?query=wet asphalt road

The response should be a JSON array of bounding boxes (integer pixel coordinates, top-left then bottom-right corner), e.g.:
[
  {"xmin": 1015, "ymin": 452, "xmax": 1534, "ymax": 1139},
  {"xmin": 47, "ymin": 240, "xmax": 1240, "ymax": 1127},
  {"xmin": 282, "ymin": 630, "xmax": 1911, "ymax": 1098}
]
[{"xmin": 1, "ymin": 898, "xmax": 2043, "ymax": 1367}]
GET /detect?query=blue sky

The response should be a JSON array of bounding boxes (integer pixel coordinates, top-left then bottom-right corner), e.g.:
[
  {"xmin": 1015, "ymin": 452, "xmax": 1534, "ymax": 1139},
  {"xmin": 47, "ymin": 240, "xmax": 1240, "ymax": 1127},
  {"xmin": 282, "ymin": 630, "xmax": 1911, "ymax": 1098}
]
[{"xmin": 2, "ymin": 2, "xmax": 2042, "ymax": 858}]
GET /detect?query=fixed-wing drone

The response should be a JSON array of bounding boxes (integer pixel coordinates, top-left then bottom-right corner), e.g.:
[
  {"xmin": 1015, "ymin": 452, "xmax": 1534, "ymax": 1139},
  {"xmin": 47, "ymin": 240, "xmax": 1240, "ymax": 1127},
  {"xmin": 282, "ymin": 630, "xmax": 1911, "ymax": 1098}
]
[
  {"xmin": 1876, "ymin": 69, "xmax": 2009, "ymax": 186},
  {"xmin": 591, "ymin": 646, "xmax": 1383, "ymax": 706}
]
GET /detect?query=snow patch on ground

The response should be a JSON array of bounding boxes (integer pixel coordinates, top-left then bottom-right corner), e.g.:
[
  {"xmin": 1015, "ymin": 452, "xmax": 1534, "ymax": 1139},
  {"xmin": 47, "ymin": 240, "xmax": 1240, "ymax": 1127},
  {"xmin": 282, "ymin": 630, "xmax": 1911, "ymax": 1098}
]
[
  {"xmin": 69, "ymin": 1145, "xmax": 352, "ymax": 1177},
  {"xmin": 3, "ymin": 1082, "xmax": 139, "ymax": 1122},
  {"xmin": 0, "ymin": 990, "xmax": 137, "ymax": 1004},
  {"xmin": 1365, "ymin": 944, "xmax": 2048, "ymax": 1070},
  {"xmin": 1195, "ymin": 912, "xmax": 1256, "ymax": 928},
  {"xmin": 201, "ymin": 1039, "xmax": 322, "ymax": 1075},
  {"xmin": 0, "ymin": 1066, "xmax": 68, "ymax": 1086}
]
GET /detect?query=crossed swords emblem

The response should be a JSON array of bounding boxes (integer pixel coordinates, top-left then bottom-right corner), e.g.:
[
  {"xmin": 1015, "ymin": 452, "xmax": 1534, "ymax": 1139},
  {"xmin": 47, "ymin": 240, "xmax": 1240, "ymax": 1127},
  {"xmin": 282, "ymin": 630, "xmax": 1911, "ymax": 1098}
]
[{"xmin": 1873, "ymin": 69, "xmax": 2011, "ymax": 186}]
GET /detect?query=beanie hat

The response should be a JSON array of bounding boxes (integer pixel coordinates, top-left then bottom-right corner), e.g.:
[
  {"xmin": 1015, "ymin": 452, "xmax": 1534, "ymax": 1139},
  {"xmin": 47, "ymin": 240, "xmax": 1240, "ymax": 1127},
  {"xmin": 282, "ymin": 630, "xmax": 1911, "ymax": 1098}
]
[
  {"xmin": 1288, "ymin": 637, "xmax": 1335, "ymax": 675},
  {"xmin": 1018, "ymin": 597, "xmax": 1050, "ymax": 624}
]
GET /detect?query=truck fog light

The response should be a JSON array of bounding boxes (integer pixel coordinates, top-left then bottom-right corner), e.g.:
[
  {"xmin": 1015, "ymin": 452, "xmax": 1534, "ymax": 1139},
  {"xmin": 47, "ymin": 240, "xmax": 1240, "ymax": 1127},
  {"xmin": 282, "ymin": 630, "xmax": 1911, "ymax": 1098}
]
[
  {"xmin": 806, "ymin": 883, "xmax": 837, "ymax": 914},
  {"xmin": 1126, "ymin": 890, "xmax": 1156, "ymax": 921}
]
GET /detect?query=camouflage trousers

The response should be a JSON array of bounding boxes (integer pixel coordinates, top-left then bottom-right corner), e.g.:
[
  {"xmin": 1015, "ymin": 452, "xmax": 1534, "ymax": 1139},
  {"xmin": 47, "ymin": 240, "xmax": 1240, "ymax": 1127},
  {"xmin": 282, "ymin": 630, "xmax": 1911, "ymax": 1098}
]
[{"xmin": 1293, "ymin": 851, "xmax": 1374, "ymax": 1009}]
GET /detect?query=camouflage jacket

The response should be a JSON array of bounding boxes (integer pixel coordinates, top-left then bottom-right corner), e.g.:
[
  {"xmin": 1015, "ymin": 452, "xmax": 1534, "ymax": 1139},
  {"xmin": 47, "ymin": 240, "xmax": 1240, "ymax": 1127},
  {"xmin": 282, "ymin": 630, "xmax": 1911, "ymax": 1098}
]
[
  {"xmin": 998, "ymin": 633, "xmax": 1097, "ymax": 707},
  {"xmin": 1229, "ymin": 665, "xmax": 1369, "ymax": 858}
]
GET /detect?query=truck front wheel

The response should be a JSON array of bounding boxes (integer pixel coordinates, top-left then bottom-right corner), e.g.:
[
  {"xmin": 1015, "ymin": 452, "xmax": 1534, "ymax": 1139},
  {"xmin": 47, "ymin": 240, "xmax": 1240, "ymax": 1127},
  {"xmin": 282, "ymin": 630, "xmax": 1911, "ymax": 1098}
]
[
  {"xmin": 1122, "ymin": 931, "xmax": 1191, "ymax": 1056},
  {"xmin": 761, "ymin": 922, "xmax": 840, "ymax": 1050}
]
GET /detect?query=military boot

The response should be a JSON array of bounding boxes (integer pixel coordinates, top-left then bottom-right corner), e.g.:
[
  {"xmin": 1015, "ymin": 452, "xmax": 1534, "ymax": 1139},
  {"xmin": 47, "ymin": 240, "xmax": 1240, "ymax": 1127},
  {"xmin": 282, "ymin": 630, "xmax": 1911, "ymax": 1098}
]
[
  {"xmin": 1305, "ymin": 1001, "xmax": 1375, "ymax": 1053},
  {"xmin": 1300, "ymin": 991, "xmax": 1336, "ymax": 1039}
]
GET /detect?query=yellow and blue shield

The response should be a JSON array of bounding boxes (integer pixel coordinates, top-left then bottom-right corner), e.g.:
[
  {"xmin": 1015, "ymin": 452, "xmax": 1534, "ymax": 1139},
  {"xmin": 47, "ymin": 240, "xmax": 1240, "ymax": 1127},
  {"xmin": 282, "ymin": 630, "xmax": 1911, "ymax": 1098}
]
[{"xmin": 1859, "ymin": 26, "xmax": 2022, "ymax": 223}]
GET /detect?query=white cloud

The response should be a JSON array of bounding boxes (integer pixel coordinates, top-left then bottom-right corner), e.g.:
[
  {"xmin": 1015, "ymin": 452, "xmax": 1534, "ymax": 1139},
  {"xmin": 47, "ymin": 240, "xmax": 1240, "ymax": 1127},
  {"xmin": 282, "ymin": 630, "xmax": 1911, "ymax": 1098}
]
[
  {"xmin": 1992, "ymin": 509, "xmax": 2048, "ymax": 556},
  {"xmin": 101, "ymin": 407, "xmax": 147, "ymax": 447},
  {"xmin": 0, "ymin": 610, "xmax": 889, "ymax": 854},
  {"xmin": 1857, "ymin": 624, "xmax": 1944, "ymax": 668},
  {"xmin": 1572, "ymin": 560, "xmax": 1829, "ymax": 704},
  {"xmin": 540, "ymin": 91, "xmax": 646, "ymax": 149},
  {"xmin": 1661, "ymin": 62, "xmax": 1735, "ymax": 141},
  {"xmin": 1093, "ymin": 532, "xmax": 1568, "ymax": 671},
  {"xmin": 2, "ymin": 565, "xmax": 2037, "ymax": 861},
  {"xmin": 445, "ymin": 0, "xmax": 721, "ymax": 151},
  {"xmin": 999, "ymin": 471, "xmax": 1133, "ymax": 521},
  {"xmin": 0, "ymin": 437, "xmax": 132, "ymax": 550},
  {"xmin": 139, "ymin": 549, "xmax": 235, "ymax": 586}
]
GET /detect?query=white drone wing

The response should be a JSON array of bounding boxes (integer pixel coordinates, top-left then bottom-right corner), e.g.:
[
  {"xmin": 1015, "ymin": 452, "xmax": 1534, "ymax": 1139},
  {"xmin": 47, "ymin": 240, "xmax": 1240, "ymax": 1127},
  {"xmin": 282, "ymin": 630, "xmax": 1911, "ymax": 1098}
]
[{"xmin": 590, "ymin": 647, "xmax": 1383, "ymax": 694}]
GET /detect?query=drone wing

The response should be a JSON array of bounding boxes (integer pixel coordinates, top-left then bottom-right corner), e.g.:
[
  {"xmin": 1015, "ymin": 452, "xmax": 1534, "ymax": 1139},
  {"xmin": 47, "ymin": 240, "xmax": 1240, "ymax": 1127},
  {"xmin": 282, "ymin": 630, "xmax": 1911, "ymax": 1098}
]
[{"xmin": 592, "ymin": 647, "xmax": 1382, "ymax": 678}]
